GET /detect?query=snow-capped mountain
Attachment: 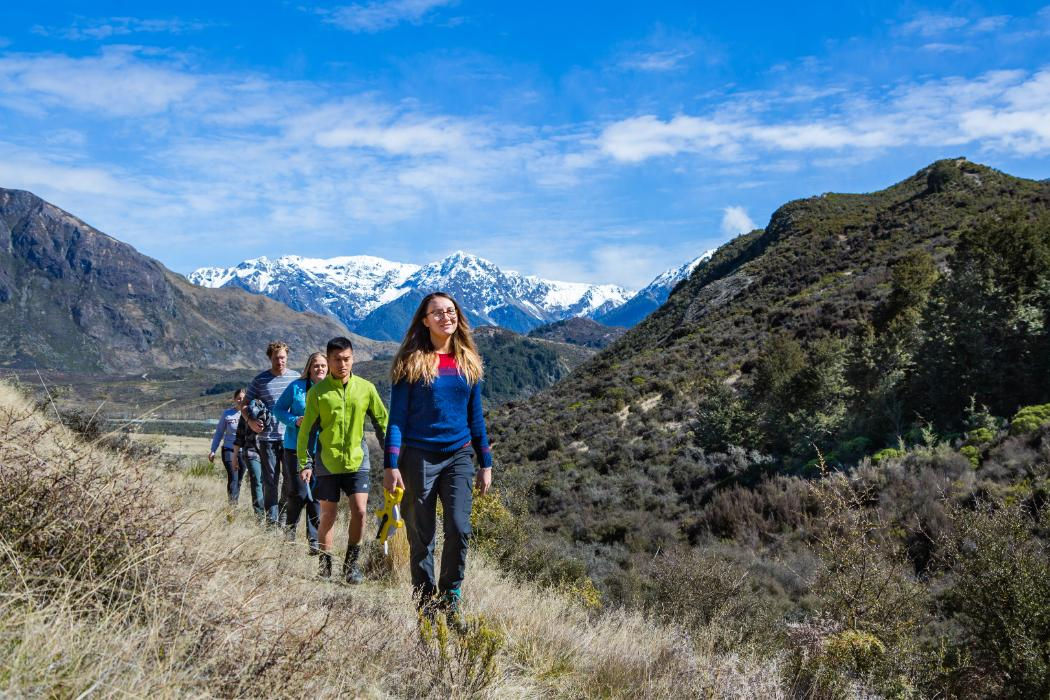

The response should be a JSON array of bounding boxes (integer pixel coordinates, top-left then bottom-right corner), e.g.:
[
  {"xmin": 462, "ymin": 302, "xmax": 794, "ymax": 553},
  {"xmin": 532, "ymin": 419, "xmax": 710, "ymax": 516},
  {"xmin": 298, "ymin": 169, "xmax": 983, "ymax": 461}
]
[
  {"xmin": 596, "ymin": 250, "xmax": 716, "ymax": 327},
  {"xmin": 189, "ymin": 251, "xmax": 633, "ymax": 340},
  {"xmin": 189, "ymin": 255, "xmax": 420, "ymax": 329}
]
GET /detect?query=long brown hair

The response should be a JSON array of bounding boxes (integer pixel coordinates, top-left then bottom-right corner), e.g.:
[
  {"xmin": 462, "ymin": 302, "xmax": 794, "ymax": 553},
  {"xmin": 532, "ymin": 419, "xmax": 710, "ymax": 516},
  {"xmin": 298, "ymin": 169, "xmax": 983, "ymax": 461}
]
[
  {"xmin": 301, "ymin": 352, "xmax": 326, "ymax": 381},
  {"xmin": 391, "ymin": 292, "xmax": 484, "ymax": 385}
]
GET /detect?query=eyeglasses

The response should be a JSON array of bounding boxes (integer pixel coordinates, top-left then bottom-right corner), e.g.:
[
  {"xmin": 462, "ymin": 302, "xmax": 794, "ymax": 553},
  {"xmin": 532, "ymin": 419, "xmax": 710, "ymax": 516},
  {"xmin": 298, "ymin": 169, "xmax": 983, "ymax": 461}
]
[{"xmin": 428, "ymin": 309, "xmax": 457, "ymax": 320}]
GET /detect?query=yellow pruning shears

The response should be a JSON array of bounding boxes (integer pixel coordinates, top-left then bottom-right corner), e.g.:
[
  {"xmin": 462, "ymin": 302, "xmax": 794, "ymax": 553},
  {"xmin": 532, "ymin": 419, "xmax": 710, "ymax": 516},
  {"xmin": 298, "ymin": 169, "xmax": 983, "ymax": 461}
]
[{"xmin": 375, "ymin": 486, "xmax": 405, "ymax": 555}]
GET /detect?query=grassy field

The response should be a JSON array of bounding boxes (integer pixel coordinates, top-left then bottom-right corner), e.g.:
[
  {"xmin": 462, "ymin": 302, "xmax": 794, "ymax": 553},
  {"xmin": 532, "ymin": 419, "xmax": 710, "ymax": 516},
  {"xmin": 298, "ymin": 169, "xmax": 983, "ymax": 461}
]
[
  {"xmin": 0, "ymin": 380, "xmax": 782, "ymax": 697},
  {"xmin": 127, "ymin": 433, "xmax": 213, "ymax": 458}
]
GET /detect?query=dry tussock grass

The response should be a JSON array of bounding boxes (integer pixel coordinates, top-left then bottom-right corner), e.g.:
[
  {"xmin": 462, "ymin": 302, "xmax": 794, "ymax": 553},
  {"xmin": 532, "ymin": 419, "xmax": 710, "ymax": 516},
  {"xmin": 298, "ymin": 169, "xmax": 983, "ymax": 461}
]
[{"xmin": 0, "ymin": 381, "xmax": 780, "ymax": 698}]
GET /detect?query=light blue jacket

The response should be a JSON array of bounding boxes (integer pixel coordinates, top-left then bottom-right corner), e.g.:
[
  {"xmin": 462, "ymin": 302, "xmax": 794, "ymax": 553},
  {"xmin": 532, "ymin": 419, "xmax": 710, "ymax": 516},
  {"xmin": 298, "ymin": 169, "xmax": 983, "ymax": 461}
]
[{"xmin": 274, "ymin": 378, "xmax": 314, "ymax": 451}]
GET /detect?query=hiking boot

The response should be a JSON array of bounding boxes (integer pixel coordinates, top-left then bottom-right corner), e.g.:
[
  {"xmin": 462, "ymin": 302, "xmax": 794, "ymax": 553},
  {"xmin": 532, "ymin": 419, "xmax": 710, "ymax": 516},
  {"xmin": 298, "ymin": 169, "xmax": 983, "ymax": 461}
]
[
  {"xmin": 442, "ymin": 589, "xmax": 467, "ymax": 634},
  {"xmin": 307, "ymin": 540, "xmax": 320, "ymax": 556},
  {"xmin": 318, "ymin": 552, "xmax": 333, "ymax": 579},
  {"xmin": 343, "ymin": 545, "xmax": 364, "ymax": 585},
  {"xmin": 414, "ymin": 584, "xmax": 438, "ymax": 624}
]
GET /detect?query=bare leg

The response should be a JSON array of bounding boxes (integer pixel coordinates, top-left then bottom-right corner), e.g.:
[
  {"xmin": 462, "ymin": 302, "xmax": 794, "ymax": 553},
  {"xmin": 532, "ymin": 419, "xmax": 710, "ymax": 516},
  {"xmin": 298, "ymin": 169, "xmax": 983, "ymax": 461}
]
[
  {"xmin": 348, "ymin": 492, "xmax": 368, "ymax": 545},
  {"xmin": 318, "ymin": 500, "xmax": 339, "ymax": 552}
]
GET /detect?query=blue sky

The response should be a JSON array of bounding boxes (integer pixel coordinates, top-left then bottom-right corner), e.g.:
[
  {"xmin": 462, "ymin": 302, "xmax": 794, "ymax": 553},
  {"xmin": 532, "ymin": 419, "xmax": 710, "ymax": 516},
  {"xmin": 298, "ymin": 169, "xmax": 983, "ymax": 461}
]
[{"xmin": 1, "ymin": 2, "xmax": 1049, "ymax": 289}]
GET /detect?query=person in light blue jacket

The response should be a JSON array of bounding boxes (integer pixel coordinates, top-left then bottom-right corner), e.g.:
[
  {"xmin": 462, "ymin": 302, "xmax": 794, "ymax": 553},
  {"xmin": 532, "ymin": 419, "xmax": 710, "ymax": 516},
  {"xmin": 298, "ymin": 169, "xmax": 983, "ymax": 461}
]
[
  {"xmin": 274, "ymin": 352, "xmax": 326, "ymax": 554},
  {"xmin": 209, "ymin": 388, "xmax": 246, "ymax": 504}
]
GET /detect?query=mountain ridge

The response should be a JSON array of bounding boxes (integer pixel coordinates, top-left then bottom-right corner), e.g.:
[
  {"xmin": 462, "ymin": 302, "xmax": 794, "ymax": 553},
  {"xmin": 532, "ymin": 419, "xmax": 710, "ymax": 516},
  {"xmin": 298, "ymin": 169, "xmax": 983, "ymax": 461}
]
[
  {"xmin": 190, "ymin": 249, "xmax": 633, "ymax": 339},
  {"xmin": 0, "ymin": 188, "xmax": 394, "ymax": 372}
]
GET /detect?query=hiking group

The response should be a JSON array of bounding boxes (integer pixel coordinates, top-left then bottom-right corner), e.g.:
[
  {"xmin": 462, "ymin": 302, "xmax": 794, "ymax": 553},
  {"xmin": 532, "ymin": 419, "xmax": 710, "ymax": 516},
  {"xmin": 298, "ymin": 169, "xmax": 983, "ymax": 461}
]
[{"xmin": 208, "ymin": 292, "xmax": 492, "ymax": 623}]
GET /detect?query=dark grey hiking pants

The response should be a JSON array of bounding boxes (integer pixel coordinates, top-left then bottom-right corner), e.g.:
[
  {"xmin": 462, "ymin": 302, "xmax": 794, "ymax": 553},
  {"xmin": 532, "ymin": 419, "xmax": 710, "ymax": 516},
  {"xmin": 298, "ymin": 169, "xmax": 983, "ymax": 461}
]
[{"xmin": 400, "ymin": 444, "xmax": 475, "ymax": 595}]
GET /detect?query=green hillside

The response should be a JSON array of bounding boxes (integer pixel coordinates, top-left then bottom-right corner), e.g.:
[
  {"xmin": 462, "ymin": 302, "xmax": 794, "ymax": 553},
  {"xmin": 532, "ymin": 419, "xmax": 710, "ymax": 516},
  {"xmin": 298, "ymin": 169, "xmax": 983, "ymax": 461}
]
[
  {"xmin": 490, "ymin": 157, "xmax": 1050, "ymax": 572},
  {"xmin": 482, "ymin": 158, "xmax": 1050, "ymax": 696}
]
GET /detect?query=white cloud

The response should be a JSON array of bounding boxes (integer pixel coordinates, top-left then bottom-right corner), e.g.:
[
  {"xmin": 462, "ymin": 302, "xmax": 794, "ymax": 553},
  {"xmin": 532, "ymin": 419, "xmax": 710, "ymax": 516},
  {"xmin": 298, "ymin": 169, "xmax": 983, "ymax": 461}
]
[
  {"xmin": 32, "ymin": 17, "xmax": 211, "ymax": 40},
  {"xmin": 599, "ymin": 67, "xmax": 1050, "ymax": 163},
  {"xmin": 0, "ymin": 47, "xmax": 198, "ymax": 117},
  {"xmin": 320, "ymin": 0, "xmax": 456, "ymax": 33},
  {"xmin": 898, "ymin": 13, "xmax": 969, "ymax": 37},
  {"xmin": 599, "ymin": 115, "xmax": 738, "ymax": 162},
  {"xmin": 972, "ymin": 15, "xmax": 1011, "ymax": 32},
  {"xmin": 921, "ymin": 42, "xmax": 970, "ymax": 53},
  {"xmin": 620, "ymin": 48, "xmax": 694, "ymax": 72},
  {"xmin": 721, "ymin": 206, "xmax": 755, "ymax": 236}
]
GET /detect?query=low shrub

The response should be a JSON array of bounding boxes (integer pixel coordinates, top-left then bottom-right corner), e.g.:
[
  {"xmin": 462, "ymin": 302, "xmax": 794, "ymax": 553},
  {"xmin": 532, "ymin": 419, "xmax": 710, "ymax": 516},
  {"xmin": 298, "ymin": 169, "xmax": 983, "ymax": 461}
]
[{"xmin": 1009, "ymin": 403, "xmax": 1050, "ymax": 435}]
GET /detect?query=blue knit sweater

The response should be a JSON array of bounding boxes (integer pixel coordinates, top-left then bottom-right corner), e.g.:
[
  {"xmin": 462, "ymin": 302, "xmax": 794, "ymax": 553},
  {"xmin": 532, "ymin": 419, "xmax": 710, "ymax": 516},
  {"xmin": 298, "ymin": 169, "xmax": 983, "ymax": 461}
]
[{"xmin": 384, "ymin": 353, "xmax": 492, "ymax": 470}]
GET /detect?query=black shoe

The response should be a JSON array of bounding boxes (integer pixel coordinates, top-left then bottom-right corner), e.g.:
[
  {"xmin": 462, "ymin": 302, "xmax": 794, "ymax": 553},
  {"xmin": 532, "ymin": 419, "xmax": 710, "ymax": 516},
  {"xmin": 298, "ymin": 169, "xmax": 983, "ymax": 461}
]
[
  {"xmin": 308, "ymin": 540, "xmax": 320, "ymax": 556},
  {"xmin": 318, "ymin": 552, "xmax": 332, "ymax": 579},
  {"xmin": 442, "ymin": 590, "xmax": 467, "ymax": 634},
  {"xmin": 343, "ymin": 545, "xmax": 364, "ymax": 585},
  {"xmin": 345, "ymin": 563, "xmax": 365, "ymax": 585},
  {"xmin": 415, "ymin": 585, "xmax": 438, "ymax": 623}
]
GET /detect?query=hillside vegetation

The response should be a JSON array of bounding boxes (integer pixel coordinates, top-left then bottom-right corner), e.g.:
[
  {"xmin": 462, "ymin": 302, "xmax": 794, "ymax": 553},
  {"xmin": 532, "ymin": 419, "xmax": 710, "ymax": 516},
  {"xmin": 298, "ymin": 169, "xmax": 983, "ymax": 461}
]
[
  {"xmin": 0, "ymin": 381, "xmax": 780, "ymax": 698},
  {"xmin": 485, "ymin": 159, "xmax": 1050, "ymax": 697},
  {"xmin": 527, "ymin": 317, "xmax": 627, "ymax": 349}
]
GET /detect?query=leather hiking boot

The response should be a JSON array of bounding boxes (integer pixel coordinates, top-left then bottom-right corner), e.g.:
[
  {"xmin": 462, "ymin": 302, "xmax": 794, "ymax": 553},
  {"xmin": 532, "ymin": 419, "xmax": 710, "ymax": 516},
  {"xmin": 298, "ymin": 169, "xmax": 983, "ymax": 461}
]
[
  {"xmin": 318, "ymin": 552, "xmax": 332, "ymax": 579},
  {"xmin": 343, "ymin": 545, "xmax": 364, "ymax": 585}
]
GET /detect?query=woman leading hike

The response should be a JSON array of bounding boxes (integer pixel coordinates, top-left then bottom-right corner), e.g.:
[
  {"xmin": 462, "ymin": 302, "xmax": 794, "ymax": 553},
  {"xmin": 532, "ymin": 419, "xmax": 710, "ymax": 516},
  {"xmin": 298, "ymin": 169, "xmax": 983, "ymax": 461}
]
[{"xmin": 384, "ymin": 292, "xmax": 493, "ymax": 625}]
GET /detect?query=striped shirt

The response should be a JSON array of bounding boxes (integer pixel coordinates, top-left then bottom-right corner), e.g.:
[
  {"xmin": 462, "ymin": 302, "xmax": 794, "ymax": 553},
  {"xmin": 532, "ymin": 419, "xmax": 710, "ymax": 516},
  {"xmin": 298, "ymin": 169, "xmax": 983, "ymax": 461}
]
[{"xmin": 244, "ymin": 368, "xmax": 297, "ymax": 441}]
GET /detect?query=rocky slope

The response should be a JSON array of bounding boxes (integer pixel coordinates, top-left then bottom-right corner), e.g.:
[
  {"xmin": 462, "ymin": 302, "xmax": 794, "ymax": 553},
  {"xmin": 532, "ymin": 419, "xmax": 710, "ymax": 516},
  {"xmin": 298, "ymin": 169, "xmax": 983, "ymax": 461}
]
[{"xmin": 0, "ymin": 188, "xmax": 393, "ymax": 372}]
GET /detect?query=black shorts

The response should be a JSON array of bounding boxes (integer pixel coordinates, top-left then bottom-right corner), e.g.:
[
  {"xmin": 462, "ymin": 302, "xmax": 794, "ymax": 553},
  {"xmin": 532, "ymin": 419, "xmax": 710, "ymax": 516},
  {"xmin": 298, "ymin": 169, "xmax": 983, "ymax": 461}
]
[{"xmin": 314, "ymin": 469, "xmax": 370, "ymax": 502}]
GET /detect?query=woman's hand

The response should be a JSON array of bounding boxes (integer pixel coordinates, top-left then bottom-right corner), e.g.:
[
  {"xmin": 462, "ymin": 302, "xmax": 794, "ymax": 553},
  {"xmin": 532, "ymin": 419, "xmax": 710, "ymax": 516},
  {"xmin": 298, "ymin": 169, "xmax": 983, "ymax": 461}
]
[
  {"xmin": 208, "ymin": 451, "xmax": 215, "ymax": 463},
  {"xmin": 384, "ymin": 468, "xmax": 404, "ymax": 493},
  {"xmin": 300, "ymin": 468, "xmax": 312, "ymax": 483},
  {"xmin": 475, "ymin": 467, "xmax": 492, "ymax": 496},
  {"xmin": 295, "ymin": 417, "xmax": 303, "ymax": 427}
]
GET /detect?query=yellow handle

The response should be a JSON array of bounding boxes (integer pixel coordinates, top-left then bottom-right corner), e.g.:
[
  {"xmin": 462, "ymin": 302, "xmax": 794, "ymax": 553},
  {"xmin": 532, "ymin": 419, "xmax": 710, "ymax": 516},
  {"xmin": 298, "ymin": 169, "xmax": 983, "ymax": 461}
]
[{"xmin": 376, "ymin": 486, "xmax": 406, "ymax": 543}]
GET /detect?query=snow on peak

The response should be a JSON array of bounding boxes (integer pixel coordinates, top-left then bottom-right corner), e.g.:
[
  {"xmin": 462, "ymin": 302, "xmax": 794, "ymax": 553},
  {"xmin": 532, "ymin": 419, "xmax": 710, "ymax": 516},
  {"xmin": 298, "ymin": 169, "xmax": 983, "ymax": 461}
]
[
  {"xmin": 642, "ymin": 249, "xmax": 717, "ymax": 294},
  {"xmin": 189, "ymin": 250, "xmax": 642, "ymax": 334}
]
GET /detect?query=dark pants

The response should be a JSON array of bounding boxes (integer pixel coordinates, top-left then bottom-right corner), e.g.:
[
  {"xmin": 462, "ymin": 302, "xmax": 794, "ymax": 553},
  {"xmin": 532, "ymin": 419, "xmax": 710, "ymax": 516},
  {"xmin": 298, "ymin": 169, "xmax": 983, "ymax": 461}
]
[
  {"xmin": 257, "ymin": 439, "xmax": 284, "ymax": 525},
  {"xmin": 239, "ymin": 449, "xmax": 265, "ymax": 521},
  {"xmin": 400, "ymin": 445, "xmax": 475, "ymax": 596},
  {"xmin": 281, "ymin": 448, "xmax": 319, "ymax": 546},
  {"xmin": 220, "ymin": 448, "xmax": 242, "ymax": 503}
]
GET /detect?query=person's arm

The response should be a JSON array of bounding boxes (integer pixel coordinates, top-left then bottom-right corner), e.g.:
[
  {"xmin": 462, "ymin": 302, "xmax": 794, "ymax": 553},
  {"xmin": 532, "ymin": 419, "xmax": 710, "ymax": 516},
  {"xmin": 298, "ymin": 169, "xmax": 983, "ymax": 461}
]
[
  {"xmin": 273, "ymin": 382, "xmax": 299, "ymax": 429},
  {"xmin": 208, "ymin": 412, "xmax": 225, "ymax": 460},
  {"xmin": 467, "ymin": 380, "xmax": 492, "ymax": 495},
  {"xmin": 467, "ymin": 381, "xmax": 492, "ymax": 469},
  {"xmin": 382, "ymin": 380, "xmax": 409, "ymax": 491},
  {"xmin": 297, "ymin": 386, "xmax": 320, "ymax": 479},
  {"xmin": 367, "ymin": 383, "xmax": 389, "ymax": 445}
]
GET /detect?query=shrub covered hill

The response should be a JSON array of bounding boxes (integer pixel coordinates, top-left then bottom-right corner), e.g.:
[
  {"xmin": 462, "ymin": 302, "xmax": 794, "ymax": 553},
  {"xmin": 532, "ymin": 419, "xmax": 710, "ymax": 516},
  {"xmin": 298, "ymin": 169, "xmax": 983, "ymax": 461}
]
[
  {"xmin": 527, "ymin": 316, "xmax": 628, "ymax": 349},
  {"xmin": 489, "ymin": 158, "xmax": 1050, "ymax": 585},
  {"xmin": 0, "ymin": 188, "xmax": 391, "ymax": 372}
]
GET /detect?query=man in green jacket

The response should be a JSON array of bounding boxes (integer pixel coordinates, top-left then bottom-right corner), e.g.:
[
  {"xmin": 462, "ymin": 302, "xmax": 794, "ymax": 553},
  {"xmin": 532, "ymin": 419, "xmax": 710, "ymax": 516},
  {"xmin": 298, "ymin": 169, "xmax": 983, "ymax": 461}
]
[{"xmin": 298, "ymin": 336, "xmax": 389, "ymax": 583}]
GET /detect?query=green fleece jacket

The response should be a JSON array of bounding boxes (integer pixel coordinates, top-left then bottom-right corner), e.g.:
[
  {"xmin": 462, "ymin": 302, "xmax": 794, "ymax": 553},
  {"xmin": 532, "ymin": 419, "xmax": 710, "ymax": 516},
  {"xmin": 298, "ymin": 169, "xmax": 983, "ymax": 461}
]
[{"xmin": 297, "ymin": 374, "xmax": 389, "ymax": 474}]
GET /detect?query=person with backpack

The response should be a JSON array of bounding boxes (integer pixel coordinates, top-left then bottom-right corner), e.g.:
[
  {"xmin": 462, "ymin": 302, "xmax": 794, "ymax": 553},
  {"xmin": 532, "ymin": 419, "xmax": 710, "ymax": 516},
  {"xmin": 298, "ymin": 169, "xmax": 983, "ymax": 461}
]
[
  {"xmin": 273, "ymin": 352, "xmax": 326, "ymax": 554},
  {"xmin": 242, "ymin": 341, "xmax": 297, "ymax": 528},
  {"xmin": 232, "ymin": 399, "xmax": 266, "ymax": 523},
  {"xmin": 383, "ymin": 292, "xmax": 492, "ymax": 626},
  {"xmin": 298, "ymin": 337, "xmax": 389, "ymax": 583},
  {"xmin": 209, "ymin": 388, "xmax": 246, "ymax": 505}
]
